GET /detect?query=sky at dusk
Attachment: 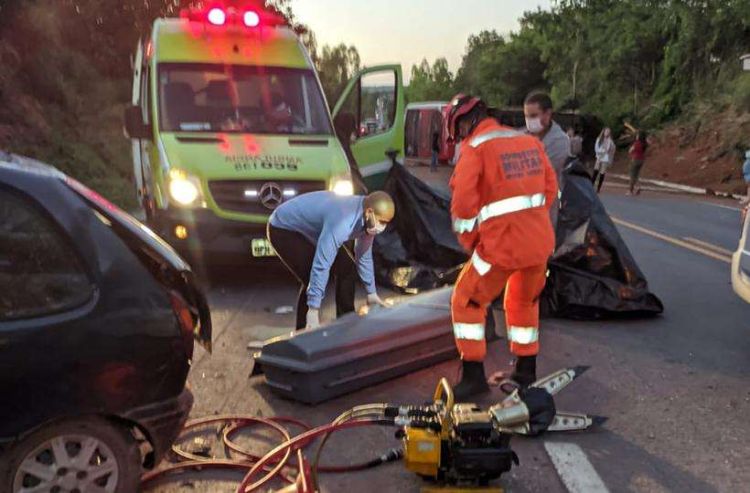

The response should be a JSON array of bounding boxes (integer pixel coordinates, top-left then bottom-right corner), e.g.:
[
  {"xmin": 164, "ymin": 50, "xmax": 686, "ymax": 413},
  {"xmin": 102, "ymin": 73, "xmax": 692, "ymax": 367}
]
[{"xmin": 292, "ymin": 0, "xmax": 553, "ymax": 81}]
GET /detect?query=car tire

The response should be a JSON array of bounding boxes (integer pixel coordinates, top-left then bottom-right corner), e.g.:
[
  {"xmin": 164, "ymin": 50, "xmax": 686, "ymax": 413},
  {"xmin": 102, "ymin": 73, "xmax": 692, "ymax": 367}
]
[{"xmin": 1, "ymin": 417, "xmax": 142, "ymax": 493}]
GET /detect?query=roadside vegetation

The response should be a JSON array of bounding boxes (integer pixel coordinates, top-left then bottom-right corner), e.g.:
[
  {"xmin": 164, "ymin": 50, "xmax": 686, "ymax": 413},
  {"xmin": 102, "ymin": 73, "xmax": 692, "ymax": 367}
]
[{"xmin": 406, "ymin": 1, "xmax": 750, "ymax": 193}]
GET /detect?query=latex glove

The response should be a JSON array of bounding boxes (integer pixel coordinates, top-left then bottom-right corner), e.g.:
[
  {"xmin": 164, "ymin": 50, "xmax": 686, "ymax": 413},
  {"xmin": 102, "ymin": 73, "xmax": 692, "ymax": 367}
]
[
  {"xmin": 367, "ymin": 293, "xmax": 393, "ymax": 308},
  {"xmin": 306, "ymin": 308, "xmax": 320, "ymax": 329}
]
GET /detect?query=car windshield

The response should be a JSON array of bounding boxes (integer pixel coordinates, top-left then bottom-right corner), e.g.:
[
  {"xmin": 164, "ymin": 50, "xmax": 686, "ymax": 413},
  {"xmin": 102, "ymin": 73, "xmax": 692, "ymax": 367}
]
[{"xmin": 158, "ymin": 63, "xmax": 333, "ymax": 136}]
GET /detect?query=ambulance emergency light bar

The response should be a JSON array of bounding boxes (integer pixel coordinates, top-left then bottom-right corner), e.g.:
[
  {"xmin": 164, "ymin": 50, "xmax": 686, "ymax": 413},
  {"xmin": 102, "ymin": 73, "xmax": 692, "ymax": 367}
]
[{"xmin": 181, "ymin": 3, "xmax": 286, "ymax": 28}]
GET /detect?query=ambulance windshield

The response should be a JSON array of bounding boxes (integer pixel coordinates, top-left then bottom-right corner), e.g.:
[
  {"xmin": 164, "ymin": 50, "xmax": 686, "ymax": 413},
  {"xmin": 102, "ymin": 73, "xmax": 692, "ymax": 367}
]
[{"xmin": 158, "ymin": 63, "xmax": 333, "ymax": 135}]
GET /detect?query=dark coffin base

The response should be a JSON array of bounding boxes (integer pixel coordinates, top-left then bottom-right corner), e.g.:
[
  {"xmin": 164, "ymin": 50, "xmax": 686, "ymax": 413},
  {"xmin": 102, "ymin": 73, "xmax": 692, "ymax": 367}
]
[{"xmin": 253, "ymin": 288, "xmax": 458, "ymax": 404}]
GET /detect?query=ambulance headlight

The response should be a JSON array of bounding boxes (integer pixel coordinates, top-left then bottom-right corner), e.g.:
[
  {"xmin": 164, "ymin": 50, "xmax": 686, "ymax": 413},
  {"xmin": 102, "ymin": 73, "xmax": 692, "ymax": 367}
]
[
  {"xmin": 168, "ymin": 169, "xmax": 201, "ymax": 206},
  {"xmin": 331, "ymin": 178, "xmax": 354, "ymax": 196}
]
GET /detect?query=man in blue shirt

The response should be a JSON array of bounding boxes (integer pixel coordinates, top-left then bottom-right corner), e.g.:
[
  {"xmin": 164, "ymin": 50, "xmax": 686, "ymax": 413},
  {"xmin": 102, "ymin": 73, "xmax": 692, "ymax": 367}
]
[{"xmin": 268, "ymin": 190, "xmax": 395, "ymax": 329}]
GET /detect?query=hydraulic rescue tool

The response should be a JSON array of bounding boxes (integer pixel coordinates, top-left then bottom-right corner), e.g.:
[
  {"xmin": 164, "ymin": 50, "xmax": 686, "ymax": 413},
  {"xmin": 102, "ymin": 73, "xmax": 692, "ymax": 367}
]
[
  {"xmin": 143, "ymin": 367, "xmax": 597, "ymax": 492},
  {"xmin": 395, "ymin": 366, "xmax": 594, "ymax": 491}
]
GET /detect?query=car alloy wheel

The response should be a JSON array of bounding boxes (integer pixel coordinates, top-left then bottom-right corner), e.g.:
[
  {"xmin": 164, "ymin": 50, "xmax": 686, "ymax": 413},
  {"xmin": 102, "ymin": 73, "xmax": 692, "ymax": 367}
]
[{"xmin": 13, "ymin": 434, "xmax": 119, "ymax": 493}]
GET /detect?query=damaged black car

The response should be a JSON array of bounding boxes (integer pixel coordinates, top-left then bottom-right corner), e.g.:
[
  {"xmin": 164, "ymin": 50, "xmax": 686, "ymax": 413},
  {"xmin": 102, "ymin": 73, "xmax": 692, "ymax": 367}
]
[{"xmin": 0, "ymin": 152, "xmax": 211, "ymax": 492}]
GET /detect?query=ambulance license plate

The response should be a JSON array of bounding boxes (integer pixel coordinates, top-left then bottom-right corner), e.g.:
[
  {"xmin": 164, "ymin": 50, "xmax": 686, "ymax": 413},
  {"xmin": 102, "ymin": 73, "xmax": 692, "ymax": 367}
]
[{"xmin": 251, "ymin": 238, "xmax": 276, "ymax": 257}]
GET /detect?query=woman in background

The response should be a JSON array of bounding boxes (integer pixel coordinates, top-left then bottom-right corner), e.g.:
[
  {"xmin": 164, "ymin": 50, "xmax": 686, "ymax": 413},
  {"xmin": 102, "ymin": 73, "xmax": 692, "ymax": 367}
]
[{"xmin": 592, "ymin": 128, "xmax": 615, "ymax": 193}]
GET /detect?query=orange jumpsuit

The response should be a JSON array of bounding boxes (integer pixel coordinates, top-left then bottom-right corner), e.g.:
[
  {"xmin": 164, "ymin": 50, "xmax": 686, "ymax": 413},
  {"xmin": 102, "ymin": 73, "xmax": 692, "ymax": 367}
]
[{"xmin": 450, "ymin": 118, "xmax": 558, "ymax": 362}]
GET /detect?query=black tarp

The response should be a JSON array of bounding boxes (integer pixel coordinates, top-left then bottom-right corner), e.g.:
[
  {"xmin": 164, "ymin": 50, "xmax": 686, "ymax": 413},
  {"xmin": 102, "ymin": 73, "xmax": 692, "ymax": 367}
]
[
  {"xmin": 373, "ymin": 163, "xmax": 466, "ymax": 293},
  {"xmin": 540, "ymin": 161, "xmax": 664, "ymax": 318},
  {"xmin": 372, "ymin": 160, "xmax": 663, "ymax": 319}
]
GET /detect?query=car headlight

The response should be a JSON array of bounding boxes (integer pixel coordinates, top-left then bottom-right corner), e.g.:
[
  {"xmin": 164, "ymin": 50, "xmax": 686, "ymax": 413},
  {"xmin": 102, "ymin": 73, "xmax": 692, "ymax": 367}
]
[
  {"xmin": 331, "ymin": 177, "xmax": 354, "ymax": 196},
  {"xmin": 168, "ymin": 169, "xmax": 201, "ymax": 206}
]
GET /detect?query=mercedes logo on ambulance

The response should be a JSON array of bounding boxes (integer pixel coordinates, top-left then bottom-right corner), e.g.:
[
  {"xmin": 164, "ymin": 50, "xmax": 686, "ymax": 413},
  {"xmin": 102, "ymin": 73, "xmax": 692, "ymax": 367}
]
[{"xmin": 259, "ymin": 182, "xmax": 283, "ymax": 210}]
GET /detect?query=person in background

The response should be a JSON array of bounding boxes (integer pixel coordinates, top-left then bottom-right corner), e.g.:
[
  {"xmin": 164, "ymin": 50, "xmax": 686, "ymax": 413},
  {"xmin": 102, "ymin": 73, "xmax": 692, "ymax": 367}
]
[
  {"xmin": 741, "ymin": 150, "xmax": 750, "ymax": 204},
  {"xmin": 568, "ymin": 127, "xmax": 583, "ymax": 159},
  {"xmin": 431, "ymin": 131, "xmax": 440, "ymax": 172},
  {"xmin": 267, "ymin": 191, "xmax": 395, "ymax": 330},
  {"xmin": 523, "ymin": 91, "xmax": 569, "ymax": 229},
  {"xmin": 628, "ymin": 131, "xmax": 649, "ymax": 195},
  {"xmin": 592, "ymin": 128, "xmax": 615, "ymax": 193}
]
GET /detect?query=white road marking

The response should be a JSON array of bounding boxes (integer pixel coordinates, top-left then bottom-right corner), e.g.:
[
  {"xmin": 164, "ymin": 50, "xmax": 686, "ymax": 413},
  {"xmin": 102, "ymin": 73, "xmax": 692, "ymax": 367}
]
[
  {"xmin": 544, "ymin": 442, "xmax": 609, "ymax": 493},
  {"xmin": 701, "ymin": 201, "xmax": 741, "ymax": 211}
]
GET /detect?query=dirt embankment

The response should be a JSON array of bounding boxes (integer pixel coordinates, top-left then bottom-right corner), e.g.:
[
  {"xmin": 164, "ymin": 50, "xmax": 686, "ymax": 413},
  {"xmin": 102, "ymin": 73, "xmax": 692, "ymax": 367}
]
[
  {"xmin": 0, "ymin": 8, "xmax": 134, "ymax": 208},
  {"xmin": 611, "ymin": 110, "xmax": 750, "ymax": 195}
]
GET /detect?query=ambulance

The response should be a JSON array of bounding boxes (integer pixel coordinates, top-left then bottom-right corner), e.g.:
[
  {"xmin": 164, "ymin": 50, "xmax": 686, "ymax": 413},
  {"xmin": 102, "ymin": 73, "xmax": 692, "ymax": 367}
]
[{"xmin": 124, "ymin": 4, "xmax": 404, "ymax": 262}]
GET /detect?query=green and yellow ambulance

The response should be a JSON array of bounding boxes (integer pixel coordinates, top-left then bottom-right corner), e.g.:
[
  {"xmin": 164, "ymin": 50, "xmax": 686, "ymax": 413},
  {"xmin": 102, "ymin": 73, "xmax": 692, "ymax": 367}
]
[{"xmin": 124, "ymin": 4, "xmax": 404, "ymax": 262}]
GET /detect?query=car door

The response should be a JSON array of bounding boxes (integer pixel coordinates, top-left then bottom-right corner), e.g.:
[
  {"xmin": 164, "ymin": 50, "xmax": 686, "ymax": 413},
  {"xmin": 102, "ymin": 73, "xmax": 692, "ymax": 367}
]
[
  {"xmin": 332, "ymin": 65, "xmax": 405, "ymax": 190},
  {"xmin": 732, "ymin": 205, "xmax": 750, "ymax": 303},
  {"xmin": 131, "ymin": 40, "xmax": 146, "ymax": 200},
  {"xmin": 0, "ymin": 184, "xmax": 98, "ymax": 438},
  {"xmin": 129, "ymin": 39, "xmax": 156, "ymax": 216}
]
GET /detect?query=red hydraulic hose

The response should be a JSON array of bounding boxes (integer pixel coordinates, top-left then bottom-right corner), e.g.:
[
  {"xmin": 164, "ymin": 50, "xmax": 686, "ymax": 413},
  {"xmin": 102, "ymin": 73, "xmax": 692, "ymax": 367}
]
[
  {"xmin": 142, "ymin": 415, "xmax": 298, "ymax": 486},
  {"xmin": 141, "ymin": 415, "xmax": 394, "ymax": 491},
  {"xmin": 236, "ymin": 419, "xmax": 383, "ymax": 493}
]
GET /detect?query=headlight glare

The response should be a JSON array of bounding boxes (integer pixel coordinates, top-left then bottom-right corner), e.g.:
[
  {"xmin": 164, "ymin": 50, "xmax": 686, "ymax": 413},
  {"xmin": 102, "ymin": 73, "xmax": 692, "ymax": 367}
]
[
  {"xmin": 331, "ymin": 178, "xmax": 354, "ymax": 196},
  {"xmin": 168, "ymin": 169, "xmax": 201, "ymax": 206}
]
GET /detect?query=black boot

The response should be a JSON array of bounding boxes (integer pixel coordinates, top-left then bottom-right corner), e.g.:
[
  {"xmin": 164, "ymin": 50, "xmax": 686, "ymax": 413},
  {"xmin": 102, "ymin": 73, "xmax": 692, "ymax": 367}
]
[
  {"xmin": 454, "ymin": 361, "xmax": 490, "ymax": 400},
  {"xmin": 511, "ymin": 356, "xmax": 537, "ymax": 388}
]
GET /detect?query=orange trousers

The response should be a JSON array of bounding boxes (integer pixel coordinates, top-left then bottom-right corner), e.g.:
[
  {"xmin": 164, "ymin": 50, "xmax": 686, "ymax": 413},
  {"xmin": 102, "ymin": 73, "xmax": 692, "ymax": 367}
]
[{"xmin": 451, "ymin": 255, "xmax": 547, "ymax": 362}]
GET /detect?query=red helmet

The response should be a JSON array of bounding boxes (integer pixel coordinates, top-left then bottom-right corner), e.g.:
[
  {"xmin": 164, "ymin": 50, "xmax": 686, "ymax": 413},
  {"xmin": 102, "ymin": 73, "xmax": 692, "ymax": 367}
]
[{"xmin": 445, "ymin": 93, "xmax": 483, "ymax": 143}]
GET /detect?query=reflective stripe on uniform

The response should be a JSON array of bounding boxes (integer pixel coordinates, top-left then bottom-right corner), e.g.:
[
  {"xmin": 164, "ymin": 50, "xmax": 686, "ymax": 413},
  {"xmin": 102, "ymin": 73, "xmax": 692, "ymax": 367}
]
[
  {"xmin": 453, "ymin": 216, "xmax": 477, "ymax": 234},
  {"xmin": 477, "ymin": 193, "xmax": 546, "ymax": 223},
  {"xmin": 469, "ymin": 130, "xmax": 523, "ymax": 148},
  {"xmin": 507, "ymin": 326, "xmax": 539, "ymax": 344},
  {"xmin": 453, "ymin": 323, "xmax": 485, "ymax": 340},
  {"xmin": 471, "ymin": 251, "xmax": 492, "ymax": 276}
]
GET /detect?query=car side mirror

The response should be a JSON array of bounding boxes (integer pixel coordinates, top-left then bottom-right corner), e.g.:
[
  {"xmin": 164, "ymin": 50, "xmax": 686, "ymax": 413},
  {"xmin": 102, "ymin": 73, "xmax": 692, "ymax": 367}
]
[{"xmin": 124, "ymin": 105, "xmax": 152, "ymax": 140}]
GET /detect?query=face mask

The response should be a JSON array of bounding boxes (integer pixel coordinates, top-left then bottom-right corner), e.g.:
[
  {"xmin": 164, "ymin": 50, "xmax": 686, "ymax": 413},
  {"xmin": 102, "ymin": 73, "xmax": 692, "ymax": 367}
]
[
  {"xmin": 365, "ymin": 212, "xmax": 386, "ymax": 235},
  {"xmin": 526, "ymin": 117, "xmax": 544, "ymax": 134}
]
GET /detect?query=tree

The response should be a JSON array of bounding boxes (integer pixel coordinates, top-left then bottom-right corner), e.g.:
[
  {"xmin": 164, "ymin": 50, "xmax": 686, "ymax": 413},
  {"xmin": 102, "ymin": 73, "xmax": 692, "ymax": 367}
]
[
  {"xmin": 316, "ymin": 44, "xmax": 361, "ymax": 104},
  {"xmin": 454, "ymin": 30, "xmax": 504, "ymax": 97},
  {"xmin": 406, "ymin": 58, "xmax": 455, "ymax": 102},
  {"xmin": 454, "ymin": 0, "xmax": 750, "ymax": 127}
]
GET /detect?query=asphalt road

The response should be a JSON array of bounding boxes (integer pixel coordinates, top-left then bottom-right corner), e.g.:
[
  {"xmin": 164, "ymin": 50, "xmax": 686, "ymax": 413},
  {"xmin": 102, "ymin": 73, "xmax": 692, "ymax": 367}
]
[{"xmin": 145, "ymin": 174, "xmax": 750, "ymax": 493}]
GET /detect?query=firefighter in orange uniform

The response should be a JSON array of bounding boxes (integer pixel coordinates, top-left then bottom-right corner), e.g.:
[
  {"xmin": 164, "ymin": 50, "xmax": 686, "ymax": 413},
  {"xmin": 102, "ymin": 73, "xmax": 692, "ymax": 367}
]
[{"xmin": 446, "ymin": 94, "xmax": 558, "ymax": 399}]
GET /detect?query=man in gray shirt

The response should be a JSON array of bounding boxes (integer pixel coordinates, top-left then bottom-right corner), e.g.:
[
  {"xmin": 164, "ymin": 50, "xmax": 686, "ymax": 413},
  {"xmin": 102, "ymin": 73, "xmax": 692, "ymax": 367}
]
[{"xmin": 524, "ymin": 92, "xmax": 570, "ymax": 231}]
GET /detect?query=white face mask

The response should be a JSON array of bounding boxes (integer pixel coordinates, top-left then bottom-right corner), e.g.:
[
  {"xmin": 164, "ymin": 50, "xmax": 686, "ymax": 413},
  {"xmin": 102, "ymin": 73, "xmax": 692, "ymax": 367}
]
[
  {"xmin": 526, "ymin": 117, "xmax": 545, "ymax": 134},
  {"xmin": 366, "ymin": 212, "xmax": 387, "ymax": 235},
  {"xmin": 367, "ymin": 220, "xmax": 386, "ymax": 235}
]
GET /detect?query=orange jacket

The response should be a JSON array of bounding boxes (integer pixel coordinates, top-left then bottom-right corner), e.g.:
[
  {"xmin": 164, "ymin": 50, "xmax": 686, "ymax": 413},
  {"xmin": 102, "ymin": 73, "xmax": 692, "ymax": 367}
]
[{"xmin": 450, "ymin": 118, "xmax": 557, "ymax": 269}]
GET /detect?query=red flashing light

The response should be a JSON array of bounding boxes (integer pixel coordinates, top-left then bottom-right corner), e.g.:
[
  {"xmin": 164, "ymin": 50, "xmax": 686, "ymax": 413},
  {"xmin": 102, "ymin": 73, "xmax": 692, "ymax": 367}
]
[
  {"xmin": 243, "ymin": 10, "xmax": 260, "ymax": 27},
  {"xmin": 180, "ymin": 5, "xmax": 287, "ymax": 29},
  {"xmin": 207, "ymin": 7, "xmax": 227, "ymax": 26}
]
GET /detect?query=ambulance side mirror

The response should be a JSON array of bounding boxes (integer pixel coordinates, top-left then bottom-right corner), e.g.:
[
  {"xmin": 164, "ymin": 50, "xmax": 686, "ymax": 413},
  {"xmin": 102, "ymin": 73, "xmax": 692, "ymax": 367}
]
[{"xmin": 124, "ymin": 105, "xmax": 152, "ymax": 140}]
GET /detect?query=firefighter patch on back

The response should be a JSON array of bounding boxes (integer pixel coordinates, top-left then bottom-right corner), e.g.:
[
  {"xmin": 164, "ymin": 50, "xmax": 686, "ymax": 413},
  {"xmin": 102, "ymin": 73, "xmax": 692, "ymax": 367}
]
[{"xmin": 500, "ymin": 150, "xmax": 543, "ymax": 180}]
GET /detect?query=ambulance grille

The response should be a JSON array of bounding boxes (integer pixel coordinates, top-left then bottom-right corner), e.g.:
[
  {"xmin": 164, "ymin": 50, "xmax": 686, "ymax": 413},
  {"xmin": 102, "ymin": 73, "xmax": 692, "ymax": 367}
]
[{"xmin": 208, "ymin": 180, "xmax": 327, "ymax": 214}]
